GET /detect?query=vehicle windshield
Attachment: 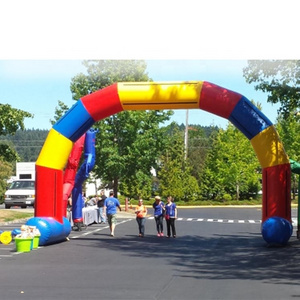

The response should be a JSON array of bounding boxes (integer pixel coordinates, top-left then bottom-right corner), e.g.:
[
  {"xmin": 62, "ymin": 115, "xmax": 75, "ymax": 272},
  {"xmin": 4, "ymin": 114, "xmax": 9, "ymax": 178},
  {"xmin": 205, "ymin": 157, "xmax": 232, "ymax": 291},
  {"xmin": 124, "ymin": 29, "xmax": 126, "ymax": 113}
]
[{"xmin": 9, "ymin": 181, "xmax": 35, "ymax": 190}]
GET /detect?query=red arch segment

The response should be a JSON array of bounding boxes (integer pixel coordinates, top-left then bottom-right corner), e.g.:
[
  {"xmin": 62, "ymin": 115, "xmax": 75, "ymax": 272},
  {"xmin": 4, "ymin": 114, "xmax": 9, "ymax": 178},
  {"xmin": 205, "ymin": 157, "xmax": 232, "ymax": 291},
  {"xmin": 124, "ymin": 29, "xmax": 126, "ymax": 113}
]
[
  {"xmin": 200, "ymin": 81, "xmax": 242, "ymax": 118},
  {"xmin": 81, "ymin": 83, "xmax": 123, "ymax": 121}
]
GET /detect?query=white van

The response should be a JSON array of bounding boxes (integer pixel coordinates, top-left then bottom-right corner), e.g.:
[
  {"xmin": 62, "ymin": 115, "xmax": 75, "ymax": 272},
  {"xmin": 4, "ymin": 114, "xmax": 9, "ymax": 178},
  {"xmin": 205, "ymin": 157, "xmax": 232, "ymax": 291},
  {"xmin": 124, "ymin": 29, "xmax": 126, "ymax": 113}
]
[{"xmin": 4, "ymin": 180, "xmax": 35, "ymax": 209}]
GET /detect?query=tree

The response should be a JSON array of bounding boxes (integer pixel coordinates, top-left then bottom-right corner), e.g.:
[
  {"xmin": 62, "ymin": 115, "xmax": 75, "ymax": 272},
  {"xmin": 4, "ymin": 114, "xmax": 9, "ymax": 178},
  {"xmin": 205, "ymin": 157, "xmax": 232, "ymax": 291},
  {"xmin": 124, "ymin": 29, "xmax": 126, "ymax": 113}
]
[
  {"xmin": 0, "ymin": 104, "xmax": 33, "ymax": 136},
  {"xmin": 96, "ymin": 109, "xmax": 172, "ymax": 198},
  {"xmin": 276, "ymin": 113, "xmax": 300, "ymax": 199},
  {"xmin": 0, "ymin": 104, "xmax": 33, "ymax": 197},
  {"xmin": 158, "ymin": 125, "xmax": 200, "ymax": 201},
  {"xmin": 50, "ymin": 100, "xmax": 70, "ymax": 125},
  {"xmin": 70, "ymin": 60, "xmax": 150, "ymax": 100},
  {"xmin": 0, "ymin": 129, "xmax": 49, "ymax": 162},
  {"xmin": 0, "ymin": 104, "xmax": 33, "ymax": 163},
  {"xmin": 276, "ymin": 114, "xmax": 300, "ymax": 162},
  {"xmin": 0, "ymin": 159, "xmax": 13, "ymax": 201},
  {"xmin": 243, "ymin": 60, "xmax": 300, "ymax": 117},
  {"xmin": 186, "ymin": 124, "xmax": 217, "ymax": 182},
  {"xmin": 70, "ymin": 60, "xmax": 173, "ymax": 196},
  {"xmin": 0, "ymin": 142, "xmax": 19, "ymax": 163},
  {"xmin": 200, "ymin": 124, "xmax": 261, "ymax": 200}
]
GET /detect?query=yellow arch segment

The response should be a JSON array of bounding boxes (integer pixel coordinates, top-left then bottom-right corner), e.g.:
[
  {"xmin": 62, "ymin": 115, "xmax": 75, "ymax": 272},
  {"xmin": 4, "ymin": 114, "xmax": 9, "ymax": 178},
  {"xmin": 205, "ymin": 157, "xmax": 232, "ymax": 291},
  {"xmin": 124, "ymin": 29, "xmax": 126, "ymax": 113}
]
[
  {"xmin": 36, "ymin": 128, "xmax": 73, "ymax": 170},
  {"xmin": 118, "ymin": 81, "xmax": 203, "ymax": 110},
  {"xmin": 251, "ymin": 125, "xmax": 289, "ymax": 168}
]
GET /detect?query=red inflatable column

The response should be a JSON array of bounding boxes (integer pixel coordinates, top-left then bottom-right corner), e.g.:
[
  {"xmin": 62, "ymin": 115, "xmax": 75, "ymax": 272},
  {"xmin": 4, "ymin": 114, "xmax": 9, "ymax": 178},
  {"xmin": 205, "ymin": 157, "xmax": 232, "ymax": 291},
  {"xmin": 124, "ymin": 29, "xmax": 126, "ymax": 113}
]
[
  {"xmin": 262, "ymin": 164, "xmax": 291, "ymax": 223},
  {"xmin": 35, "ymin": 165, "xmax": 64, "ymax": 223},
  {"xmin": 62, "ymin": 134, "xmax": 86, "ymax": 217}
]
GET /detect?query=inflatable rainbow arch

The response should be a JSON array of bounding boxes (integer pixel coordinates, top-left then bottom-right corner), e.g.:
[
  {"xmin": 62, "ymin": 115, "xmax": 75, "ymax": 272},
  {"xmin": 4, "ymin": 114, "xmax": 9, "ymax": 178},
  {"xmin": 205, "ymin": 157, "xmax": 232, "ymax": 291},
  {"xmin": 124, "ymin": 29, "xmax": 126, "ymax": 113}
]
[{"xmin": 27, "ymin": 81, "xmax": 293, "ymax": 245}]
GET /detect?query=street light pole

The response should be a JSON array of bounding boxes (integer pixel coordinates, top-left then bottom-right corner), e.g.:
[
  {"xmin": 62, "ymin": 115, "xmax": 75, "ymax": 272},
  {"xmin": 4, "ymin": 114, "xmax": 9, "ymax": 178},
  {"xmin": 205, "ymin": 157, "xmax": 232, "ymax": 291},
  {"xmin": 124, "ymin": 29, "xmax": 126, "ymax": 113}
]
[{"xmin": 184, "ymin": 109, "xmax": 189, "ymax": 160}]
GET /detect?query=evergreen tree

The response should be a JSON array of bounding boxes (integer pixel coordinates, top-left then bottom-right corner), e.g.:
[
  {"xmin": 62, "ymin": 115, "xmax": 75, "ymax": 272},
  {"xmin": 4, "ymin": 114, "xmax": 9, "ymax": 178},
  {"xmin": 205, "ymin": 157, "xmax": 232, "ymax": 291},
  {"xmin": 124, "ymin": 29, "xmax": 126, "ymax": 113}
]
[
  {"xmin": 158, "ymin": 125, "xmax": 200, "ymax": 201},
  {"xmin": 276, "ymin": 113, "xmax": 300, "ymax": 199},
  {"xmin": 0, "ymin": 129, "xmax": 49, "ymax": 162},
  {"xmin": 200, "ymin": 124, "xmax": 261, "ymax": 200}
]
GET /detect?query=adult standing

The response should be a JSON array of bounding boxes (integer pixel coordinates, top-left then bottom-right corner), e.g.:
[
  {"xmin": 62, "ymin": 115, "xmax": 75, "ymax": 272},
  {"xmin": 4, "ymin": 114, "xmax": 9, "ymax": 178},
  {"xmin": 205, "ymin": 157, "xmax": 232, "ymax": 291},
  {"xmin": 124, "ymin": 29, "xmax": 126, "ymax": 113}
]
[
  {"xmin": 152, "ymin": 196, "xmax": 165, "ymax": 237},
  {"xmin": 165, "ymin": 196, "xmax": 177, "ymax": 238},
  {"xmin": 97, "ymin": 190, "xmax": 107, "ymax": 224},
  {"xmin": 135, "ymin": 199, "xmax": 148, "ymax": 237},
  {"xmin": 104, "ymin": 190, "xmax": 122, "ymax": 237}
]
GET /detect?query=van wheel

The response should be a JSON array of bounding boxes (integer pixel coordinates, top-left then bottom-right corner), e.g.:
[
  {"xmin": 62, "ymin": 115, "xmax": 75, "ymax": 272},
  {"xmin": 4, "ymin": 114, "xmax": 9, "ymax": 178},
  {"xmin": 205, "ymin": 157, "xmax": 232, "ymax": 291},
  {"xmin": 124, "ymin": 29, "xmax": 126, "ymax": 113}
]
[
  {"xmin": 21, "ymin": 206, "xmax": 27, "ymax": 209},
  {"xmin": 5, "ymin": 204, "xmax": 11, "ymax": 209}
]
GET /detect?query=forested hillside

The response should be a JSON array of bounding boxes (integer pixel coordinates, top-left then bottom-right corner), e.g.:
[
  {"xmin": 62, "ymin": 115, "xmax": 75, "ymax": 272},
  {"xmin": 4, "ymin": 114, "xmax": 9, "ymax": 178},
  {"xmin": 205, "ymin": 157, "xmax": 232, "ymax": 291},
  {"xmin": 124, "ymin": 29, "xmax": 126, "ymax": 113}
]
[
  {"xmin": 0, "ymin": 129, "xmax": 49, "ymax": 162},
  {"xmin": 0, "ymin": 125, "xmax": 216, "ymax": 163}
]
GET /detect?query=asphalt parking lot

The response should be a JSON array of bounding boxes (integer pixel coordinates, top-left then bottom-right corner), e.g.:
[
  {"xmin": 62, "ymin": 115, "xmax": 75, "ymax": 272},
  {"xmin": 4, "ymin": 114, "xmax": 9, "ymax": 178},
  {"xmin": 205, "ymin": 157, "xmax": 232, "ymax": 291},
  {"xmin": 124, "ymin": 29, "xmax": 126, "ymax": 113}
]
[{"xmin": 1, "ymin": 207, "xmax": 300, "ymax": 300}]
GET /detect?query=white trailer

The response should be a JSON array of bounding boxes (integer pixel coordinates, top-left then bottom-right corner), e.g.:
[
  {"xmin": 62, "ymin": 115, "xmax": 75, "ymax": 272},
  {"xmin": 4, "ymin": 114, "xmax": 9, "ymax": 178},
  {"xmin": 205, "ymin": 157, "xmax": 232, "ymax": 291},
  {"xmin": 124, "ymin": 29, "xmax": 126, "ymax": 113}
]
[{"xmin": 16, "ymin": 162, "xmax": 35, "ymax": 180}]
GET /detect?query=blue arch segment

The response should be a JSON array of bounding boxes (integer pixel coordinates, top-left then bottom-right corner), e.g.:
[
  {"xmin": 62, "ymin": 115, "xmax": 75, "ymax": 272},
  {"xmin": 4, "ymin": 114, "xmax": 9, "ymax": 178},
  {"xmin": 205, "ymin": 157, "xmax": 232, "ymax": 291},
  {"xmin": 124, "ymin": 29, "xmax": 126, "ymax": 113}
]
[
  {"xmin": 72, "ymin": 129, "xmax": 97, "ymax": 221},
  {"xmin": 53, "ymin": 100, "xmax": 95, "ymax": 142},
  {"xmin": 228, "ymin": 96, "xmax": 273, "ymax": 140}
]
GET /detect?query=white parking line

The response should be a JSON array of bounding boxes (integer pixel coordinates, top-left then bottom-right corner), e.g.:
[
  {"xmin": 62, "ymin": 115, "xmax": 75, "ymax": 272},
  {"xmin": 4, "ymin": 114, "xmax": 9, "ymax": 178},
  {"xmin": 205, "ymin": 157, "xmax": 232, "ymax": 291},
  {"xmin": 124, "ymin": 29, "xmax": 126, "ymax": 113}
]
[{"xmin": 71, "ymin": 220, "xmax": 130, "ymax": 239}]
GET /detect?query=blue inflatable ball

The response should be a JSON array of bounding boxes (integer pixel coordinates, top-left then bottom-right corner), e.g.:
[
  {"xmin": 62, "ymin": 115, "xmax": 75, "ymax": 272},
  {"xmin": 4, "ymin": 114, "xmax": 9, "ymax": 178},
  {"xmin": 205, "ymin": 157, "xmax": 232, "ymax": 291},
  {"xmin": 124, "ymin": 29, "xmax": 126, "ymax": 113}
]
[{"xmin": 261, "ymin": 217, "xmax": 293, "ymax": 245}]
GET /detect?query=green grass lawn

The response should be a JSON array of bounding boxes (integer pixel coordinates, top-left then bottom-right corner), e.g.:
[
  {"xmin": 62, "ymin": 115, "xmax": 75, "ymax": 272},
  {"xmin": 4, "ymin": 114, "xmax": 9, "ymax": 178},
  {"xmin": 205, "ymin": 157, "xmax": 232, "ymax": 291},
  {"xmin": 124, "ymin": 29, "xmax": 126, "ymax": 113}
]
[{"xmin": 0, "ymin": 210, "xmax": 33, "ymax": 223}]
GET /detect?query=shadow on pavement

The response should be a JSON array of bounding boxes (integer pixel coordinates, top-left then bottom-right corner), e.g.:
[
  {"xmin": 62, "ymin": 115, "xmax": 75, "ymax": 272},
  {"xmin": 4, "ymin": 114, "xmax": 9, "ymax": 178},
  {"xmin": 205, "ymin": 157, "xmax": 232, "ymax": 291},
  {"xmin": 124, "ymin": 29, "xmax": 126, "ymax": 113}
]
[{"xmin": 75, "ymin": 231, "xmax": 300, "ymax": 285}]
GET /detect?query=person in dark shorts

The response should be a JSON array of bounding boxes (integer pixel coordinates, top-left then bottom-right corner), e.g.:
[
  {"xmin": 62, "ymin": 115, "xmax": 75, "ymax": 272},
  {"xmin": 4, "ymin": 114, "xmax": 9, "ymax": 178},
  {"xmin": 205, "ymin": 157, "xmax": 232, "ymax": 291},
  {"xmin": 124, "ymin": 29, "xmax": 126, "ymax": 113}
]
[{"xmin": 152, "ymin": 196, "xmax": 165, "ymax": 237}]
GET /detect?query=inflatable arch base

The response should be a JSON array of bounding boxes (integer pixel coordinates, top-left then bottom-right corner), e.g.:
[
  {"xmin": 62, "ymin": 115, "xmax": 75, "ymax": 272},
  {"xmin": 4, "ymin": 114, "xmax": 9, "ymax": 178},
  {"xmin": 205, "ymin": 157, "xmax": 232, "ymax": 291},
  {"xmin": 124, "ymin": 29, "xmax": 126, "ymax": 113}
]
[
  {"xmin": 26, "ymin": 217, "xmax": 71, "ymax": 246},
  {"xmin": 262, "ymin": 217, "xmax": 293, "ymax": 246}
]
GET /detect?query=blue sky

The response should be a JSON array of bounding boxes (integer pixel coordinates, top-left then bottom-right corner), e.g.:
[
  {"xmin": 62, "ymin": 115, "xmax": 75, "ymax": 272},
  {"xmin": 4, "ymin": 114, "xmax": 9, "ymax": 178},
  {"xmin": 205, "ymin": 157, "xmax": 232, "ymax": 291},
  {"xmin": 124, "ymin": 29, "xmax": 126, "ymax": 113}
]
[{"xmin": 0, "ymin": 59, "xmax": 281, "ymax": 130}]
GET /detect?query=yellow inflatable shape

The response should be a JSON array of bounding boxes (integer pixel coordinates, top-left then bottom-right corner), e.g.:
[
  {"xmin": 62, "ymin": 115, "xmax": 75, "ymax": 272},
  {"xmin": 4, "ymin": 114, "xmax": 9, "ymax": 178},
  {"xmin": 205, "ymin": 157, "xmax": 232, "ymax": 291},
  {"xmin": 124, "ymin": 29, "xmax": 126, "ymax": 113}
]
[
  {"xmin": 118, "ymin": 81, "xmax": 203, "ymax": 110},
  {"xmin": 251, "ymin": 125, "xmax": 289, "ymax": 168},
  {"xmin": 36, "ymin": 128, "xmax": 73, "ymax": 170},
  {"xmin": 0, "ymin": 231, "xmax": 12, "ymax": 244}
]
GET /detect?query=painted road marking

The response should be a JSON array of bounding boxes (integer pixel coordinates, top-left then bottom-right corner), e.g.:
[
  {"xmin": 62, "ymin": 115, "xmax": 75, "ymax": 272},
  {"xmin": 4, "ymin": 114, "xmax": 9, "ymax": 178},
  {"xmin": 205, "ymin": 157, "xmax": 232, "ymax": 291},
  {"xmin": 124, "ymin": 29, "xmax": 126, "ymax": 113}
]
[{"xmin": 145, "ymin": 217, "xmax": 263, "ymax": 224}]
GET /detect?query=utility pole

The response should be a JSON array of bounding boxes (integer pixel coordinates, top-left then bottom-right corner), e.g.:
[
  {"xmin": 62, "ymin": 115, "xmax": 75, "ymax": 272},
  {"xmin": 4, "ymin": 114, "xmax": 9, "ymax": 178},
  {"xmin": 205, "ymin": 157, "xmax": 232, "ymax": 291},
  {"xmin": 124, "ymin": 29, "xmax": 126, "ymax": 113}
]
[{"xmin": 184, "ymin": 110, "xmax": 189, "ymax": 160}]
